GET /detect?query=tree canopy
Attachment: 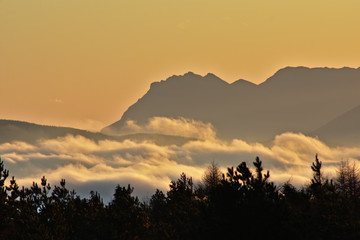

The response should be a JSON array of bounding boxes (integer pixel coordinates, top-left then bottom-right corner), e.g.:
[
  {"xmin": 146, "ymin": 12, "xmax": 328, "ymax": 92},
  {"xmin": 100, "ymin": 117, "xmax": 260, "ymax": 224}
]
[{"xmin": 1, "ymin": 155, "xmax": 360, "ymax": 239}]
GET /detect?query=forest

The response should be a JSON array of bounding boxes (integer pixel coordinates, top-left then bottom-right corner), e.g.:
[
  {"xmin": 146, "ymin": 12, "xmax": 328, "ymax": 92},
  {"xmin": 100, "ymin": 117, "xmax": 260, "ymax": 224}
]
[{"xmin": 1, "ymin": 155, "xmax": 360, "ymax": 240}]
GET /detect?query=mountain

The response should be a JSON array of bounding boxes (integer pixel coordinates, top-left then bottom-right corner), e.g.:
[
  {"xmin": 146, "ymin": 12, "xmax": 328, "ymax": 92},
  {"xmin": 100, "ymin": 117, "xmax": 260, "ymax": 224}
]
[
  {"xmin": 102, "ymin": 67, "xmax": 360, "ymax": 143},
  {"xmin": 0, "ymin": 120, "xmax": 109, "ymax": 144},
  {"xmin": 311, "ymin": 105, "xmax": 360, "ymax": 146},
  {"xmin": 0, "ymin": 120, "xmax": 194, "ymax": 146}
]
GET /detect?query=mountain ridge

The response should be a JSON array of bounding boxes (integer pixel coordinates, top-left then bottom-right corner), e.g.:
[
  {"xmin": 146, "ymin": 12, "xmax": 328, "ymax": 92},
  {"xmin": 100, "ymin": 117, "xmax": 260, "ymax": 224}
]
[
  {"xmin": 0, "ymin": 119, "xmax": 195, "ymax": 146},
  {"xmin": 102, "ymin": 66, "xmax": 360, "ymax": 144},
  {"xmin": 311, "ymin": 104, "xmax": 360, "ymax": 146}
]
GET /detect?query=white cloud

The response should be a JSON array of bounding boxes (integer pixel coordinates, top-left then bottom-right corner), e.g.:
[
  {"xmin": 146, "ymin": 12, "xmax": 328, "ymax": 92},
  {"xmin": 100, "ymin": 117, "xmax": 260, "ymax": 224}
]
[
  {"xmin": 0, "ymin": 141, "xmax": 37, "ymax": 153},
  {"xmin": 2, "ymin": 124, "xmax": 360, "ymax": 202},
  {"xmin": 123, "ymin": 117, "xmax": 217, "ymax": 140}
]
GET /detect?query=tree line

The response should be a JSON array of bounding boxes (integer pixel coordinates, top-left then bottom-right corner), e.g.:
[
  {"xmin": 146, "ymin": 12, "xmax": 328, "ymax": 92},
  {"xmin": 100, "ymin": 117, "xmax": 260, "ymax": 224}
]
[{"xmin": 1, "ymin": 155, "xmax": 360, "ymax": 239}]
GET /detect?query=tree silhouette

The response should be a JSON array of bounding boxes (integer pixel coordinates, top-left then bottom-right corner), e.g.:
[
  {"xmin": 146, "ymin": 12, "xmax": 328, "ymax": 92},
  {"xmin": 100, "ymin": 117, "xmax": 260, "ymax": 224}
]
[
  {"xmin": 2, "ymin": 153, "xmax": 360, "ymax": 239},
  {"xmin": 202, "ymin": 162, "xmax": 222, "ymax": 192},
  {"xmin": 336, "ymin": 160, "xmax": 360, "ymax": 202},
  {"xmin": 148, "ymin": 189, "xmax": 170, "ymax": 239},
  {"xmin": 311, "ymin": 154, "xmax": 322, "ymax": 185},
  {"xmin": 107, "ymin": 184, "xmax": 148, "ymax": 240},
  {"xmin": 0, "ymin": 156, "xmax": 15, "ymax": 238},
  {"xmin": 166, "ymin": 173, "xmax": 203, "ymax": 240}
]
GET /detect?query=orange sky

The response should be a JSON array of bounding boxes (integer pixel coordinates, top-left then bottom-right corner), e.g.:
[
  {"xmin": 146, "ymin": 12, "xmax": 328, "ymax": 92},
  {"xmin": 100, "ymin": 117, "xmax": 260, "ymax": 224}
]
[{"xmin": 1, "ymin": 0, "xmax": 360, "ymax": 131}]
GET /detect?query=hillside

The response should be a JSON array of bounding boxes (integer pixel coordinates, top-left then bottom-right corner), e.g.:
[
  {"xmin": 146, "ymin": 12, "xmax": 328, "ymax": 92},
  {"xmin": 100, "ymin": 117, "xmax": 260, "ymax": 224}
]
[
  {"xmin": 0, "ymin": 120, "xmax": 194, "ymax": 146},
  {"xmin": 0, "ymin": 120, "xmax": 109, "ymax": 144},
  {"xmin": 311, "ymin": 105, "xmax": 360, "ymax": 146}
]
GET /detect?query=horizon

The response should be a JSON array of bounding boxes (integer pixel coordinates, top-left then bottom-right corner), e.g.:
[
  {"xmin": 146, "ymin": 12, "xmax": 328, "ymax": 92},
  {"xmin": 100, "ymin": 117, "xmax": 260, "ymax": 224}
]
[
  {"xmin": 2, "ymin": 0, "xmax": 360, "ymax": 206},
  {"xmin": 2, "ymin": 0, "xmax": 360, "ymax": 130},
  {"xmin": 2, "ymin": 65, "xmax": 359, "ymax": 131}
]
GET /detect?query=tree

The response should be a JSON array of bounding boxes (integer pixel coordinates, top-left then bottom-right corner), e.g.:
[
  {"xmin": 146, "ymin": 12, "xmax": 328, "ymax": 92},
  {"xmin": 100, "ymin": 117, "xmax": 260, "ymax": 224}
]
[
  {"xmin": 310, "ymin": 154, "xmax": 325, "ymax": 200},
  {"xmin": 148, "ymin": 189, "xmax": 170, "ymax": 239},
  {"xmin": 0, "ymin": 156, "xmax": 9, "ymax": 212},
  {"xmin": 201, "ymin": 162, "xmax": 222, "ymax": 195},
  {"xmin": 149, "ymin": 189, "xmax": 167, "ymax": 222},
  {"xmin": 207, "ymin": 157, "xmax": 281, "ymax": 239},
  {"xmin": 166, "ymin": 173, "xmax": 203, "ymax": 240},
  {"xmin": 250, "ymin": 157, "xmax": 273, "ymax": 195},
  {"xmin": 107, "ymin": 184, "xmax": 148, "ymax": 240},
  {"xmin": 336, "ymin": 160, "xmax": 360, "ymax": 201},
  {"xmin": 0, "ymin": 156, "xmax": 15, "ymax": 238},
  {"xmin": 236, "ymin": 162, "xmax": 252, "ymax": 184},
  {"xmin": 311, "ymin": 154, "xmax": 322, "ymax": 186},
  {"xmin": 335, "ymin": 159, "xmax": 360, "ymax": 232}
]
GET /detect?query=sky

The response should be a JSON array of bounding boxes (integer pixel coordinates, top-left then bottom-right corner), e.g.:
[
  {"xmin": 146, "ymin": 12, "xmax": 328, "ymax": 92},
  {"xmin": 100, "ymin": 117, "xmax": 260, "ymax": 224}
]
[{"xmin": 1, "ymin": 0, "xmax": 360, "ymax": 131}]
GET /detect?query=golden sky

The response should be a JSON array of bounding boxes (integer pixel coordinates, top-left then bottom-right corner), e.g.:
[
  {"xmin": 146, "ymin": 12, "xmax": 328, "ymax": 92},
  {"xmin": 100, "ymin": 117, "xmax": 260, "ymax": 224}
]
[{"xmin": 1, "ymin": 0, "xmax": 360, "ymax": 131}]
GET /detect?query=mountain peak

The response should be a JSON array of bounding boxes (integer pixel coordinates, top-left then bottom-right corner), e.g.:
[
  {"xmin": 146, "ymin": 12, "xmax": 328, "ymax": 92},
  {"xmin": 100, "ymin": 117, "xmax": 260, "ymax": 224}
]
[
  {"xmin": 150, "ymin": 71, "xmax": 228, "ymax": 90},
  {"xmin": 103, "ymin": 67, "xmax": 360, "ymax": 144},
  {"xmin": 231, "ymin": 79, "xmax": 256, "ymax": 87},
  {"xmin": 204, "ymin": 72, "xmax": 218, "ymax": 78},
  {"xmin": 272, "ymin": 66, "xmax": 359, "ymax": 76},
  {"xmin": 259, "ymin": 66, "xmax": 360, "ymax": 88},
  {"xmin": 184, "ymin": 71, "xmax": 196, "ymax": 76}
]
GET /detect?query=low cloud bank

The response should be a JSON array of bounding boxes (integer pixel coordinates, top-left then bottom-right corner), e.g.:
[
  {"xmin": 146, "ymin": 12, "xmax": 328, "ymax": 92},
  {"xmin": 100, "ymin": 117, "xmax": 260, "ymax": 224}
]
[
  {"xmin": 123, "ymin": 117, "xmax": 217, "ymax": 140},
  {"xmin": 1, "ymin": 118, "xmax": 360, "ymax": 202}
]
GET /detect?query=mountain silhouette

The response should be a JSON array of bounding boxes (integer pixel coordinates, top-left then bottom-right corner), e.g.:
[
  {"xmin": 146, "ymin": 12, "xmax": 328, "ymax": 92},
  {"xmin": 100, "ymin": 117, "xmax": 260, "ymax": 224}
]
[
  {"xmin": 102, "ymin": 67, "xmax": 360, "ymax": 143},
  {"xmin": 311, "ymin": 104, "xmax": 360, "ymax": 146},
  {"xmin": 0, "ymin": 120, "xmax": 194, "ymax": 146},
  {"xmin": 0, "ymin": 120, "xmax": 108, "ymax": 144}
]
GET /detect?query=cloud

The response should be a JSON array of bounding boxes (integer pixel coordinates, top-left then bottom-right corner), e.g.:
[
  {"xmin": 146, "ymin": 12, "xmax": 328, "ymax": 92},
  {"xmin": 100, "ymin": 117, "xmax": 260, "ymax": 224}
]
[
  {"xmin": 0, "ymin": 141, "xmax": 37, "ymax": 153},
  {"xmin": 123, "ymin": 117, "xmax": 217, "ymax": 140},
  {"xmin": 2, "ymin": 119, "xmax": 360, "ymax": 202}
]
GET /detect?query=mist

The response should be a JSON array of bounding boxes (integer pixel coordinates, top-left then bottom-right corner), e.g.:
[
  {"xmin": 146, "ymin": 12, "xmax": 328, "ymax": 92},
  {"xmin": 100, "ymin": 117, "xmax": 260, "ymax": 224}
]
[{"xmin": 1, "ymin": 118, "xmax": 359, "ymax": 202}]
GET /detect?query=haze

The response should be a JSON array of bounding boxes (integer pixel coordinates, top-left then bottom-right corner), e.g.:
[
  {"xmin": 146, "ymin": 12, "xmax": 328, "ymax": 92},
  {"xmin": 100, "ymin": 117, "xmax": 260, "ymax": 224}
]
[{"xmin": 1, "ymin": 0, "xmax": 360, "ymax": 130}]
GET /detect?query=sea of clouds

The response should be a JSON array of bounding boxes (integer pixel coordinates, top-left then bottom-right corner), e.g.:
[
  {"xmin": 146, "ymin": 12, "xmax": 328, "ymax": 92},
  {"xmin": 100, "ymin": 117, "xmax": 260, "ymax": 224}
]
[{"xmin": 1, "ymin": 117, "xmax": 360, "ymax": 203}]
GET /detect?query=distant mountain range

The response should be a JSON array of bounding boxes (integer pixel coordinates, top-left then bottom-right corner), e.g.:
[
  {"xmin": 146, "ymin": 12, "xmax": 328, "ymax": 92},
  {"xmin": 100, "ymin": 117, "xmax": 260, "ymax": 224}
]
[
  {"xmin": 0, "ymin": 120, "xmax": 194, "ymax": 146},
  {"xmin": 0, "ymin": 120, "xmax": 108, "ymax": 144},
  {"xmin": 311, "ymin": 104, "xmax": 360, "ymax": 146},
  {"xmin": 1, "ymin": 67, "xmax": 360, "ymax": 147},
  {"xmin": 102, "ymin": 66, "xmax": 360, "ymax": 145}
]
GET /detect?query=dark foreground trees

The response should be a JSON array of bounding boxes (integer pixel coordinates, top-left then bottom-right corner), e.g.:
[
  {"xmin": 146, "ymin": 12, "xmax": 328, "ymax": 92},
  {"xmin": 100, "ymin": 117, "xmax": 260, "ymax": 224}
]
[{"xmin": 1, "ymin": 155, "xmax": 360, "ymax": 239}]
